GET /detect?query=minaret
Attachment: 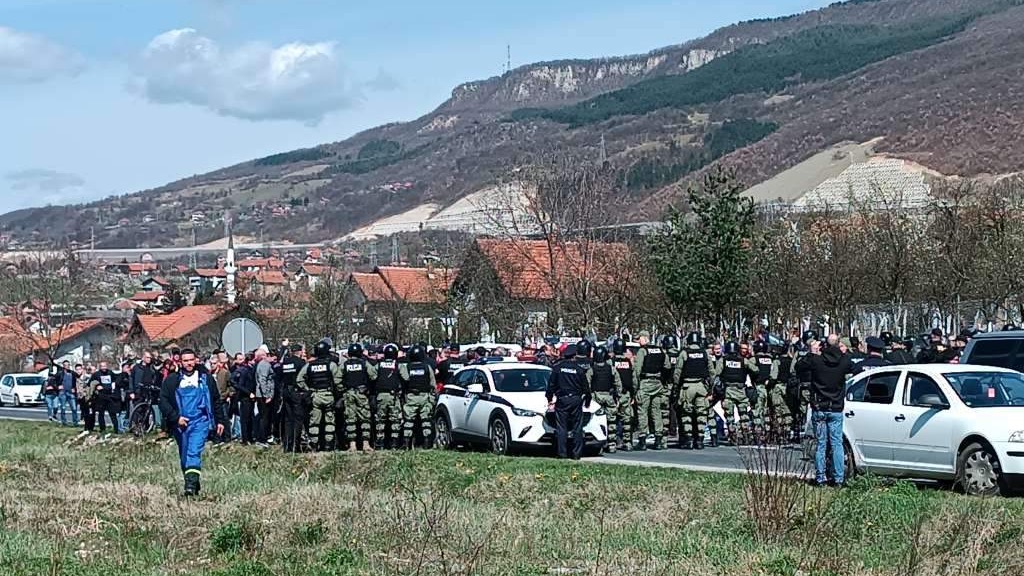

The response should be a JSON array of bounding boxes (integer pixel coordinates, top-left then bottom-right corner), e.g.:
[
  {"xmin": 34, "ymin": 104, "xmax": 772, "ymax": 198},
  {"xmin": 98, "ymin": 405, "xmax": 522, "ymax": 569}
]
[{"xmin": 225, "ymin": 215, "xmax": 237, "ymax": 305}]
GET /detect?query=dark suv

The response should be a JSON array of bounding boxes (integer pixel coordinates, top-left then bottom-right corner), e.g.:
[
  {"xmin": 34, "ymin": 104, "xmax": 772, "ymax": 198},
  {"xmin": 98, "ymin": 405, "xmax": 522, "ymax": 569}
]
[{"xmin": 959, "ymin": 331, "xmax": 1024, "ymax": 371}]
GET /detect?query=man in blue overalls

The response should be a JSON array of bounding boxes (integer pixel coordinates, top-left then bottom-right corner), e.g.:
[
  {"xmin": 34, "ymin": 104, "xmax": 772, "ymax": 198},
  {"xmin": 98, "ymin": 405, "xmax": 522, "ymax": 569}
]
[{"xmin": 159, "ymin": 348, "xmax": 226, "ymax": 496}]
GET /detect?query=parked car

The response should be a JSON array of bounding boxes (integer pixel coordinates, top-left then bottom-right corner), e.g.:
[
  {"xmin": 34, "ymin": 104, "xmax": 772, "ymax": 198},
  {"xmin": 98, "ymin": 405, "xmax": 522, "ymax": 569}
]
[
  {"xmin": 434, "ymin": 362, "xmax": 608, "ymax": 456},
  {"xmin": 811, "ymin": 364, "xmax": 1024, "ymax": 496},
  {"xmin": 0, "ymin": 373, "xmax": 46, "ymax": 407},
  {"xmin": 959, "ymin": 330, "xmax": 1024, "ymax": 371}
]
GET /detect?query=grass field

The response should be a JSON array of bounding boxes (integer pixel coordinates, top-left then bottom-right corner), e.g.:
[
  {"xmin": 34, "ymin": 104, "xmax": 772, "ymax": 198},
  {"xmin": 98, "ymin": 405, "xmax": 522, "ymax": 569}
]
[{"xmin": 0, "ymin": 420, "xmax": 1022, "ymax": 576}]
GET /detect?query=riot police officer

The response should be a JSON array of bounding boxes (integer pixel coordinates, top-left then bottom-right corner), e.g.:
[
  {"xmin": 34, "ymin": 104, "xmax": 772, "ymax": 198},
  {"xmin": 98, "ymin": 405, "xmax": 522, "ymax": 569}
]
[
  {"xmin": 546, "ymin": 344, "xmax": 592, "ymax": 460},
  {"xmin": 789, "ymin": 340, "xmax": 814, "ymax": 443},
  {"xmin": 852, "ymin": 336, "xmax": 893, "ymax": 375},
  {"xmin": 770, "ymin": 344, "xmax": 794, "ymax": 443},
  {"xmin": 660, "ymin": 334, "xmax": 684, "ymax": 446},
  {"xmin": 340, "ymin": 343, "xmax": 378, "ymax": 452},
  {"xmin": 576, "ymin": 339, "xmax": 594, "ymax": 371},
  {"xmin": 401, "ymin": 345, "xmax": 436, "ymax": 448},
  {"xmin": 672, "ymin": 332, "xmax": 710, "ymax": 450},
  {"xmin": 374, "ymin": 344, "xmax": 404, "ymax": 449},
  {"xmin": 585, "ymin": 346, "xmax": 622, "ymax": 453},
  {"xmin": 713, "ymin": 341, "xmax": 758, "ymax": 444},
  {"xmin": 611, "ymin": 338, "xmax": 637, "ymax": 451},
  {"xmin": 751, "ymin": 340, "xmax": 778, "ymax": 442},
  {"xmin": 278, "ymin": 344, "xmax": 307, "ymax": 453},
  {"xmin": 633, "ymin": 331, "xmax": 670, "ymax": 451},
  {"xmin": 295, "ymin": 340, "xmax": 342, "ymax": 451}
]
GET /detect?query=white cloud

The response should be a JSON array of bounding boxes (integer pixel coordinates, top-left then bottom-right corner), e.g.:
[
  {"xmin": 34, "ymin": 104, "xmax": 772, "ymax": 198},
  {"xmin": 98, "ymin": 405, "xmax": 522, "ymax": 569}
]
[
  {"xmin": 4, "ymin": 169, "xmax": 90, "ymax": 208},
  {"xmin": 136, "ymin": 28, "xmax": 364, "ymax": 124},
  {"xmin": 0, "ymin": 26, "xmax": 84, "ymax": 84}
]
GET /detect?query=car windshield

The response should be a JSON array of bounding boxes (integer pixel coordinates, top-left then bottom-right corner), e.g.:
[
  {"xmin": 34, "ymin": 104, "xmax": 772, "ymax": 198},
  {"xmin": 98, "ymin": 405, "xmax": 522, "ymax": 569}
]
[
  {"xmin": 944, "ymin": 371, "xmax": 1024, "ymax": 407},
  {"xmin": 491, "ymin": 369, "xmax": 550, "ymax": 393},
  {"xmin": 16, "ymin": 377, "xmax": 45, "ymax": 387}
]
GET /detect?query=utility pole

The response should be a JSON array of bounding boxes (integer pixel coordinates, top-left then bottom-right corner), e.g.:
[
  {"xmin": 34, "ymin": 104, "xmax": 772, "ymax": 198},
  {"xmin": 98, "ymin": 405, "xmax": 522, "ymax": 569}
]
[
  {"xmin": 369, "ymin": 242, "xmax": 378, "ymax": 269},
  {"xmin": 600, "ymin": 133, "xmax": 607, "ymax": 164},
  {"xmin": 391, "ymin": 236, "xmax": 399, "ymax": 264},
  {"xmin": 189, "ymin": 226, "xmax": 197, "ymax": 270},
  {"xmin": 506, "ymin": 44, "xmax": 511, "ymax": 74}
]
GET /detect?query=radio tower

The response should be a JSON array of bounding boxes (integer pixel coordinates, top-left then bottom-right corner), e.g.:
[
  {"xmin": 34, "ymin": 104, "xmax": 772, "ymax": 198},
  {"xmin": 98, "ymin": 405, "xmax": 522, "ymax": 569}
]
[
  {"xmin": 189, "ymin": 226, "xmax": 197, "ymax": 270},
  {"xmin": 506, "ymin": 44, "xmax": 511, "ymax": 74},
  {"xmin": 391, "ymin": 236, "xmax": 399, "ymax": 264}
]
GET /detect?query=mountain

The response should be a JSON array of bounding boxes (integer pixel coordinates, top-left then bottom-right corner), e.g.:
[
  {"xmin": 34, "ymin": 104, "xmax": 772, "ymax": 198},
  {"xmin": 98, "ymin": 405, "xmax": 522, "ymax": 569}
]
[{"xmin": 4, "ymin": 0, "xmax": 1024, "ymax": 249}]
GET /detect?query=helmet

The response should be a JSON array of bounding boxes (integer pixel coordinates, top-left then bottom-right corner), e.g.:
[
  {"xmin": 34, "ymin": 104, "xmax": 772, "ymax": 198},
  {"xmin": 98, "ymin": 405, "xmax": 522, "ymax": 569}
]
[
  {"xmin": 685, "ymin": 332, "xmax": 701, "ymax": 347},
  {"xmin": 1004, "ymin": 323, "xmax": 1019, "ymax": 332},
  {"xmin": 313, "ymin": 339, "xmax": 331, "ymax": 359},
  {"xmin": 796, "ymin": 342, "xmax": 809, "ymax": 355},
  {"xmin": 408, "ymin": 345, "xmax": 425, "ymax": 362},
  {"xmin": 347, "ymin": 343, "xmax": 364, "ymax": 358},
  {"xmin": 576, "ymin": 339, "xmax": 593, "ymax": 359},
  {"xmin": 753, "ymin": 340, "xmax": 768, "ymax": 354},
  {"xmin": 802, "ymin": 330, "xmax": 818, "ymax": 344},
  {"xmin": 724, "ymin": 341, "xmax": 739, "ymax": 356},
  {"xmin": 593, "ymin": 346, "xmax": 609, "ymax": 364},
  {"xmin": 611, "ymin": 338, "xmax": 626, "ymax": 355},
  {"xmin": 661, "ymin": 334, "xmax": 679, "ymax": 350},
  {"xmin": 383, "ymin": 344, "xmax": 399, "ymax": 360},
  {"xmin": 880, "ymin": 331, "xmax": 894, "ymax": 346}
]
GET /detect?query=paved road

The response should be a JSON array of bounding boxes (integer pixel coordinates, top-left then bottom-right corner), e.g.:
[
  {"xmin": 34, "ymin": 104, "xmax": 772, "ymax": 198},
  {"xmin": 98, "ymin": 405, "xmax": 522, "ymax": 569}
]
[
  {"xmin": 0, "ymin": 406, "xmax": 49, "ymax": 422},
  {"xmin": 600, "ymin": 443, "xmax": 815, "ymax": 476}
]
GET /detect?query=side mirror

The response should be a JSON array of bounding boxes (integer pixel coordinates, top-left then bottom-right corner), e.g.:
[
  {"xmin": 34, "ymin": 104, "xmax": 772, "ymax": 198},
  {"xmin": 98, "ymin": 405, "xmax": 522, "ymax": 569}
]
[
  {"xmin": 466, "ymin": 383, "xmax": 484, "ymax": 395},
  {"xmin": 916, "ymin": 394, "xmax": 949, "ymax": 410}
]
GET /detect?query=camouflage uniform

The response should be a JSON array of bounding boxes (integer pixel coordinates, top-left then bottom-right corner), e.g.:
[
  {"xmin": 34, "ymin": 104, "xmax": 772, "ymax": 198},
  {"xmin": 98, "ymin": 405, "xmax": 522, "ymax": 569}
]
[
  {"xmin": 584, "ymin": 359, "xmax": 622, "ymax": 453},
  {"xmin": 374, "ymin": 358, "xmax": 404, "ymax": 448},
  {"xmin": 672, "ymin": 346, "xmax": 711, "ymax": 449},
  {"xmin": 401, "ymin": 360, "xmax": 437, "ymax": 447},
  {"xmin": 612, "ymin": 354, "xmax": 637, "ymax": 450},
  {"xmin": 713, "ymin": 352, "xmax": 758, "ymax": 443},
  {"xmin": 295, "ymin": 357, "xmax": 343, "ymax": 451},
  {"xmin": 633, "ymin": 343, "xmax": 671, "ymax": 450},
  {"xmin": 340, "ymin": 357, "xmax": 378, "ymax": 450}
]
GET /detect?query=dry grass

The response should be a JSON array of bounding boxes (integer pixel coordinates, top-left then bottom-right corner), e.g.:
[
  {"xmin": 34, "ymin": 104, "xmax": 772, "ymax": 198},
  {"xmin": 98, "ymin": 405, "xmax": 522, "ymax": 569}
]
[{"xmin": 0, "ymin": 421, "xmax": 1022, "ymax": 575}]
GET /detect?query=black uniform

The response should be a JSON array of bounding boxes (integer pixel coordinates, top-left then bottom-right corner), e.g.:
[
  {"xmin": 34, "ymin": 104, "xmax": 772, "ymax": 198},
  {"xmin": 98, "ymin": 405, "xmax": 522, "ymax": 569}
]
[
  {"xmin": 436, "ymin": 357, "xmax": 465, "ymax": 388},
  {"xmin": 89, "ymin": 369, "xmax": 121, "ymax": 433},
  {"xmin": 851, "ymin": 354, "xmax": 892, "ymax": 375},
  {"xmin": 546, "ymin": 357, "xmax": 592, "ymax": 460},
  {"xmin": 278, "ymin": 354, "xmax": 307, "ymax": 452}
]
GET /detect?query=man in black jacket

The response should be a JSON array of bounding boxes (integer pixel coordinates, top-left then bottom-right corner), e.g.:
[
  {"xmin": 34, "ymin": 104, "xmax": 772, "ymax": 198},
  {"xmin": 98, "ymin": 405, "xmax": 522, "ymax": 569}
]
[
  {"xmin": 231, "ymin": 354, "xmax": 257, "ymax": 445},
  {"xmin": 546, "ymin": 344, "xmax": 592, "ymax": 460},
  {"xmin": 796, "ymin": 334, "xmax": 853, "ymax": 486},
  {"xmin": 159, "ymin": 349, "xmax": 226, "ymax": 496}
]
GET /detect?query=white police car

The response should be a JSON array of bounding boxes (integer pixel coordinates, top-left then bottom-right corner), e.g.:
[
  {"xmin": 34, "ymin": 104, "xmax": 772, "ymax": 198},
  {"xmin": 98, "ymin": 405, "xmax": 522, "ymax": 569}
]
[{"xmin": 434, "ymin": 361, "xmax": 609, "ymax": 456}]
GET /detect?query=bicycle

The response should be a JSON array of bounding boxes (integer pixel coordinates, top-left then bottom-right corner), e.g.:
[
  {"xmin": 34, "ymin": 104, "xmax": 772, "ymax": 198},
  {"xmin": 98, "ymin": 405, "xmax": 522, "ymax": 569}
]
[{"xmin": 128, "ymin": 390, "xmax": 160, "ymax": 437}]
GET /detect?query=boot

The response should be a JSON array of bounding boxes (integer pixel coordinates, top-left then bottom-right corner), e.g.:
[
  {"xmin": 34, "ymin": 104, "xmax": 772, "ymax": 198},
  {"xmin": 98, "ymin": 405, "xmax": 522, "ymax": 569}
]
[
  {"xmin": 605, "ymin": 442, "xmax": 617, "ymax": 454},
  {"xmin": 348, "ymin": 441, "xmax": 358, "ymax": 452},
  {"xmin": 620, "ymin": 439, "xmax": 633, "ymax": 452},
  {"xmin": 423, "ymin": 433, "xmax": 434, "ymax": 450},
  {"xmin": 635, "ymin": 435, "xmax": 647, "ymax": 451},
  {"xmin": 709, "ymin": 434, "xmax": 719, "ymax": 448},
  {"xmin": 693, "ymin": 435, "xmax": 704, "ymax": 450},
  {"xmin": 362, "ymin": 440, "xmax": 374, "ymax": 453},
  {"xmin": 404, "ymin": 437, "xmax": 414, "ymax": 450},
  {"xmin": 183, "ymin": 471, "xmax": 199, "ymax": 496},
  {"xmin": 653, "ymin": 435, "xmax": 665, "ymax": 451},
  {"xmin": 679, "ymin": 434, "xmax": 692, "ymax": 450}
]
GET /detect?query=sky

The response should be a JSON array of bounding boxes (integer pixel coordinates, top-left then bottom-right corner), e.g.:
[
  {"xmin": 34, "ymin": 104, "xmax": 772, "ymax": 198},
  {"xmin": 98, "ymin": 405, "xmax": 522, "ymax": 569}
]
[{"xmin": 0, "ymin": 0, "xmax": 834, "ymax": 213}]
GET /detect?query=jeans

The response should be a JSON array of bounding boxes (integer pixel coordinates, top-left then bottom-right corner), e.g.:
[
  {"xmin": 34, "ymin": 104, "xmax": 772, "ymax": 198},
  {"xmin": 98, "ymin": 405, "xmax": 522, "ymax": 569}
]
[
  {"xmin": 813, "ymin": 410, "xmax": 845, "ymax": 485},
  {"xmin": 58, "ymin": 392, "xmax": 79, "ymax": 426},
  {"xmin": 44, "ymin": 395, "xmax": 59, "ymax": 419}
]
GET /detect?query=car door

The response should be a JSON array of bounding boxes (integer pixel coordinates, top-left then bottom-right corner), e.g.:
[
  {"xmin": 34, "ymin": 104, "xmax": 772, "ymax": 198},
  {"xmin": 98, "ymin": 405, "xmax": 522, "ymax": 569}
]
[
  {"xmin": 444, "ymin": 370, "xmax": 472, "ymax": 433},
  {"xmin": 0, "ymin": 376, "xmax": 11, "ymax": 403},
  {"xmin": 843, "ymin": 370, "xmax": 902, "ymax": 471},
  {"xmin": 463, "ymin": 370, "xmax": 494, "ymax": 437},
  {"xmin": 890, "ymin": 372, "xmax": 957, "ymax": 475}
]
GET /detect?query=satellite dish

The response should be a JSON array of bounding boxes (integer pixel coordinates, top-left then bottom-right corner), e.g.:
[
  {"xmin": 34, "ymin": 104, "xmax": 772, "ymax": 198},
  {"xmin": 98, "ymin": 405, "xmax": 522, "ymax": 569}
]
[{"xmin": 221, "ymin": 318, "xmax": 264, "ymax": 356}]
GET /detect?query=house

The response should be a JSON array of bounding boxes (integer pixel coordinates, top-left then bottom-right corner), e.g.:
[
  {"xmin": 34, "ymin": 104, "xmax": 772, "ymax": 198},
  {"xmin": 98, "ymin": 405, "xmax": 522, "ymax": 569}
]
[
  {"xmin": 455, "ymin": 238, "xmax": 634, "ymax": 340},
  {"xmin": 0, "ymin": 317, "xmax": 121, "ymax": 367},
  {"xmin": 128, "ymin": 304, "xmax": 238, "ymax": 351},
  {"xmin": 190, "ymin": 268, "xmax": 227, "ymax": 292},
  {"xmin": 127, "ymin": 262, "xmax": 158, "ymax": 278},
  {"xmin": 293, "ymin": 263, "xmax": 343, "ymax": 290},
  {"xmin": 347, "ymin": 265, "xmax": 458, "ymax": 341},
  {"xmin": 141, "ymin": 276, "xmax": 172, "ymax": 292},
  {"xmin": 128, "ymin": 290, "xmax": 169, "ymax": 310},
  {"xmin": 236, "ymin": 257, "xmax": 285, "ymax": 272},
  {"xmin": 239, "ymin": 270, "xmax": 287, "ymax": 298}
]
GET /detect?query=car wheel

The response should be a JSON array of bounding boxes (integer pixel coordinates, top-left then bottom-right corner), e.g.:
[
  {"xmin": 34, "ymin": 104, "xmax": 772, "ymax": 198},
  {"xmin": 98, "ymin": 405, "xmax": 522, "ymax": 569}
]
[
  {"xmin": 434, "ymin": 412, "xmax": 454, "ymax": 451},
  {"xmin": 842, "ymin": 439, "xmax": 857, "ymax": 481},
  {"xmin": 488, "ymin": 414, "xmax": 513, "ymax": 456},
  {"xmin": 956, "ymin": 442, "xmax": 1005, "ymax": 496}
]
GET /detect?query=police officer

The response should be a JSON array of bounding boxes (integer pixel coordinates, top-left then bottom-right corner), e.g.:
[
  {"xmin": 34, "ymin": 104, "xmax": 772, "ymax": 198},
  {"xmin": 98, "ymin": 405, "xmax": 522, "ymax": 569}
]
[
  {"xmin": 585, "ymin": 346, "xmax": 622, "ymax": 453},
  {"xmin": 611, "ymin": 338, "xmax": 637, "ymax": 451},
  {"xmin": 295, "ymin": 340, "xmax": 342, "ymax": 451},
  {"xmin": 750, "ymin": 340, "xmax": 778, "ymax": 442},
  {"xmin": 633, "ymin": 331, "xmax": 670, "ymax": 451},
  {"xmin": 401, "ymin": 345, "xmax": 436, "ymax": 448},
  {"xmin": 576, "ymin": 339, "xmax": 594, "ymax": 371},
  {"xmin": 672, "ymin": 332, "xmax": 710, "ymax": 450},
  {"xmin": 340, "ymin": 343, "xmax": 378, "ymax": 452},
  {"xmin": 374, "ymin": 344, "xmax": 404, "ymax": 449},
  {"xmin": 769, "ymin": 344, "xmax": 794, "ymax": 443},
  {"xmin": 89, "ymin": 361, "xmax": 121, "ymax": 434},
  {"xmin": 789, "ymin": 332, "xmax": 816, "ymax": 443},
  {"xmin": 436, "ymin": 344, "xmax": 465, "ymax": 391},
  {"xmin": 714, "ymin": 342, "xmax": 758, "ymax": 444},
  {"xmin": 546, "ymin": 344, "xmax": 592, "ymax": 460},
  {"xmin": 660, "ymin": 334, "xmax": 684, "ymax": 446},
  {"xmin": 278, "ymin": 344, "xmax": 307, "ymax": 453},
  {"xmin": 852, "ymin": 336, "xmax": 893, "ymax": 375}
]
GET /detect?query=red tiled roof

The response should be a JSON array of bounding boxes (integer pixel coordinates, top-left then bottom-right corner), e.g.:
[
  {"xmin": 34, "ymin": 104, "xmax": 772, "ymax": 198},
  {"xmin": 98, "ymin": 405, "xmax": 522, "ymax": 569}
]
[
  {"xmin": 137, "ymin": 305, "xmax": 232, "ymax": 343},
  {"xmin": 128, "ymin": 262, "xmax": 158, "ymax": 273},
  {"xmin": 0, "ymin": 317, "xmax": 33, "ymax": 355},
  {"xmin": 240, "ymin": 271, "xmax": 287, "ymax": 285},
  {"xmin": 301, "ymin": 264, "xmax": 325, "ymax": 276},
  {"xmin": 376, "ymin": 266, "xmax": 456, "ymax": 305},
  {"xmin": 146, "ymin": 276, "xmax": 172, "ymax": 287},
  {"xmin": 33, "ymin": 319, "xmax": 104, "ymax": 350},
  {"xmin": 194, "ymin": 268, "xmax": 227, "ymax": 278},
  {"xmin": 475, "ymin": 239, "xmax": 630, "ymax": 301},
  {"xmin": 175, "ymin": 265, "xmax": 190, "ymax": 273},
  {"xmin": 237, "ymin": 258, "xmax": 284, "ymax": 269},
  {"xmin": 130, "ymin": 290, "xmax": 165, "ymax": 302},
  {"xmin": 351, "ymin": 272, "xmax": 393, "ymax": 302}
]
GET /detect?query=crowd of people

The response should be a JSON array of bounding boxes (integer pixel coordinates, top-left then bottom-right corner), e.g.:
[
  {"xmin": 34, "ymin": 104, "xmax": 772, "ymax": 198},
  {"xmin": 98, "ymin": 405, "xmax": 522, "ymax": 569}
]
[{"xmin": 35, "ymin": 324, "xmax": 981, "ymax": 494}]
